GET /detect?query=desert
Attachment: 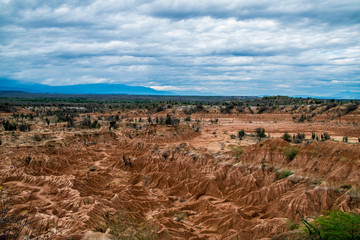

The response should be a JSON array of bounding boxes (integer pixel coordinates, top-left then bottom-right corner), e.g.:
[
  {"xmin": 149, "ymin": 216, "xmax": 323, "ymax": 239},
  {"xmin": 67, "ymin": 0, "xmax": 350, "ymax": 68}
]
[{"xmin": 1, "ymin": 95, "xmax": 359, "ymax": 239}]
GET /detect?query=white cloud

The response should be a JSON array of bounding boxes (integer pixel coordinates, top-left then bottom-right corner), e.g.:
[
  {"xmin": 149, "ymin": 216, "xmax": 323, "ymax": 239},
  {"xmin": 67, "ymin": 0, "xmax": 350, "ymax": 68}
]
[
  {"xmin": 0, "ymin": 0, "xmax": 359, "ymax": 96},
  {"xmin": 149, "ymin": 85, "xmax": 182, "ymax": 91}
]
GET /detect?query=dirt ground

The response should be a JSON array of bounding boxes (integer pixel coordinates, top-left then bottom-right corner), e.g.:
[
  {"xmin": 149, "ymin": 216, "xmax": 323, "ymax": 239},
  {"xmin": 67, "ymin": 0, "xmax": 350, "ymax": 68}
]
[{"xmin": 1, "ymin": 108, "xmax": 359, "ymax": 240}]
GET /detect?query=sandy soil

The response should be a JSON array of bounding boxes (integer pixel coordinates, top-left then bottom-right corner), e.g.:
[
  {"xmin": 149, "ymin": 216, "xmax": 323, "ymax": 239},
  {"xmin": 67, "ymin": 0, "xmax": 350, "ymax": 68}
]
[{"xmin": 0, "ymin": 109, "xmax": 359, "ymax": 240}]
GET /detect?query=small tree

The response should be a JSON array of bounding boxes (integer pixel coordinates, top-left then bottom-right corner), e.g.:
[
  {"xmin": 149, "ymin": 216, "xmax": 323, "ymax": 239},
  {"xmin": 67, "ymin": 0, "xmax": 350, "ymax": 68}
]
[
  {"xmin": 255, "ymin": 128, "xmax": 266, "ymax": 138},
  {"xmin": 281, "ymin": 132, "xmax": 291, "ymax": 142},
  {"xmin": 3, "ymin": 120, "xmax": 17, "ymax": 131},
  {"xmin": 238, "ymin": 129, "xmax": 245, "ymax": 140},
  {"xmin": 312, "ymin": 132, "xmax": 316, "ymax": 140},
  {"xmin": 321, "ymin": 132, "xmax": 330, "ymax": 141}
]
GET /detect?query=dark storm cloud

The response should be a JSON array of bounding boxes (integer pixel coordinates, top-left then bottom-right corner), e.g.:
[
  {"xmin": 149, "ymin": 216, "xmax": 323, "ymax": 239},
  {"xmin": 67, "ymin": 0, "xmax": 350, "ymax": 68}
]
[{"xmin": 0, "ymin": 0, "xmax": 359, "ymax": 96}]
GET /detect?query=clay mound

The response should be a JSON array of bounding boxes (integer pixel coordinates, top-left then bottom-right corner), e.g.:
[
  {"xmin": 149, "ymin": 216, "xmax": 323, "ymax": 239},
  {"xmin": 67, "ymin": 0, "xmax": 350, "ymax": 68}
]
[{"xmin": 1, "ymin": 136, "xmax": 360, "ymax": 239}]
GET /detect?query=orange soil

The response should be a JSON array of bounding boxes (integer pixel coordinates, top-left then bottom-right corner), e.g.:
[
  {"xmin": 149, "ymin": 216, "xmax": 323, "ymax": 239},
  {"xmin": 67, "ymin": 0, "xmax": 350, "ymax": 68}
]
[{"xmin": 1, "ymin": 111, "xmax": 360, "ymax": 240}]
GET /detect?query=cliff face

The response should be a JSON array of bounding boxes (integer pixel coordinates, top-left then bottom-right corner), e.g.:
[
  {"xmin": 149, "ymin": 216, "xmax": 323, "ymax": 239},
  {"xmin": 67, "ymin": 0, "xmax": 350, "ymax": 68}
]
[{"xmin": 1, "ymin": 129, "xmax": 359, "ymax": 240}]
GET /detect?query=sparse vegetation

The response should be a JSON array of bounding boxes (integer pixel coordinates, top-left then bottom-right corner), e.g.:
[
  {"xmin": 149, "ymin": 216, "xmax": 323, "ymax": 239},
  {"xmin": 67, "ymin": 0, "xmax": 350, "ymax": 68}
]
[
  {"xmin": 300, "ymin": 209, "xmax": 360, "ymax": 240},
  {"xmin": 284, "ymin": 146, "xmax": 299, "ymax": 161},
  {"xmin": 281, "ymin": 132, "xmax": 291, "ymax": 142},
  {"xmin": 293, "ymin": 133, "xmax": 305, "ymax": 143},
  {"xmin": 231, "ymin": 146, "xmax": 244, "ymax": 157},
  {"xmin": 238, "ymin": 129, "xmax": 245, "ymax": 140},
  {"xmin": 277, "ymin": 170, "xmax": 293, "ymax": 180},
  {"xmin": 255, "ymin": 128, "xmax": 266, "ymax": 138},
  {"xmin": 2, "ymin": 120, "xmax": 17, "ymax": 131},
  {"xmin": 0, "ymin": 94, "xmax": 359, "ymax": 240},
  {"xmin": 105, "ymin": 210, "xmax": 159, "ymax": 240},
  {"xmin": 321, "ymin": 132, "xmax": 330, "ymax": 141}
]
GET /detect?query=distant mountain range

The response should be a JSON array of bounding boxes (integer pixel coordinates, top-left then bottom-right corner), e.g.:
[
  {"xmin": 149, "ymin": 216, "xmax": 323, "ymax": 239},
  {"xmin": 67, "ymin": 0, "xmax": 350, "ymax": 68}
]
[
  {"xmin": 291, "ymin": 91, "xmax": 360, "ymax": 100},
  {"xmin": 0, "ymin": 79, "xmax": 172, "ymax": 95},
  {"xmin": 0, "ymin": 79, "xmax": 359, "ymax": 99},
  {"xmin": 328, "ymin": 91, "xmax": 360, "ymax": 100}
]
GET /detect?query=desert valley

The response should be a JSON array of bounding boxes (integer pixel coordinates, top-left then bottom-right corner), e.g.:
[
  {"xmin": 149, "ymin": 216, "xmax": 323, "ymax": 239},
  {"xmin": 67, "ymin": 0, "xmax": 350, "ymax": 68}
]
[{"xmin": 0, "ymin": 95, "xmax": 359, "ymax": 240}]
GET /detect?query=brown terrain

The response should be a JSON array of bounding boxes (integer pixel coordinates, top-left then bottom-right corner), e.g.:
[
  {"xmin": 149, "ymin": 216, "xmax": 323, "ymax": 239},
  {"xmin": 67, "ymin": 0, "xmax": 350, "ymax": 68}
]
[{"xmin": 1, "ymin": 102, "xmax": 360, "ymax": 239}]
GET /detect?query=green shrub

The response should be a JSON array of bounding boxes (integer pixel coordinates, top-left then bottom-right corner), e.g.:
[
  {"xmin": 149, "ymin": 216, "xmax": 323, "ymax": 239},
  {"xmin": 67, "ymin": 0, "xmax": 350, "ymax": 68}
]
[
  {"xmin": 286, "ymin": 219, "xmax": 300, "ymax": 230},
  {"xmin": 293, "ymin": 133, "xmax": 305, "ymax": 143},
  {"xmin": 284, "ymin": 146, "xmax": 299, "ymax": 161},
  {"xmin": 238, "ymin": 129, "xmax": 245, "ymax": 139},
  {"xmin": 281, "ymin": 132, "xmax": 291, "ymax": 142},
  {"xmin": 339, "ymin": 184, "xmax": 352, "ymax": 190},
  {"xmin": 301, "ymin": 209, "xmax": 360, "ymax": 240},
  {"xmin": 277, "ymin": 170, "xmax": 293, "ymax": 180},
  {"xmin": 184, "ymin": 116, "xmax": 191, "ymax": 122},
  {"xmin": 344, "ymin": 103, "xmax": 358, "ymax": 114},
  {"xmin": 312, "ymin": 132, "xmax": 316, "ymax": 140},
  {"xmin": 255, "ymin": 128, "xmax": 266, "ymax": 138},
  {"xmin": 231, "ymin": 146, "xmax": 244, "ymax": 157},
  {"xmin": 2, "ymin": 120, "xmax": 17, "ymax": 131},
  {"xmin": 321, "ymin": 132, "xmax": 330, "ymax": 141}
]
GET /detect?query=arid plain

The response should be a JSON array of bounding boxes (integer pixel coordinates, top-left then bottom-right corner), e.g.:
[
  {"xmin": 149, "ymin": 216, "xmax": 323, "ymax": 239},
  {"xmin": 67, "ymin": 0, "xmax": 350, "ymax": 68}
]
[{"xmin": 1, "ymin": 97, "xmax": 359, "ymax": 239}]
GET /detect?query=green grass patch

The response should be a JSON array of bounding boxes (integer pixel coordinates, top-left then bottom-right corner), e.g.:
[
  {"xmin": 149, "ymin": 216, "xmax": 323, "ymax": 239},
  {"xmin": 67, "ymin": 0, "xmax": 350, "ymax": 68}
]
[
  {"xmin": 230, "ymin": 146, "xmax": 245, "ymax": 157},
  {"xmin": 277, "ymin": 170, "xmax": 293, "ymax": 180},
  {"xmin": 283, "ymin": 146, "xmax": 299, "ymax": 161},
  {"xmin": 300, "ymin": 209, "xmax": 360, "ymax": 240}
]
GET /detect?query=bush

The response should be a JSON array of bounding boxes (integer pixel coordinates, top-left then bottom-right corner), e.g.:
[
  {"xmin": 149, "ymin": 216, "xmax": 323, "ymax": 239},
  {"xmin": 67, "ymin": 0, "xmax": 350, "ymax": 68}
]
[
  {"xmin": 109, "ymin": 121, "xmax": 118, "ymax": 130},
  {"xmin": 257, "ymin": 106, "xmax": 268, "ymax": 114},
  {"xmin": 277, "ymin": 170, "xmax": 293, "ymax": 180},
  {"xmin": 18, "ymin": 124, "xmax": 30, "ymax": 132},
  {"xmin": 81, "ymin": 118, "xmax": 99, "ymax": 129},
  {"xmin": 344, "ymin": 103, "xmax": 358, "ymax": 114},
  {"xmin": 293, "ymin": 133, "xmax": 305, "ymax": 143},
  {"xmin": 321, "ymin": 132, "xmax": 330, "ymax": 141},
  {"xmin": 301, "ymin": 209, "xmax": 360, "ymax": 240},
  {"xmin": 284, "ymin": 146, "xmax": 299, "ymax": 161},
  {"xmin": 184, "ymin": 116, "xmax": 191, "ymax": 122},
  {"xmin": 238, "ymin": 129, "xmax": 245, "ymax": 140},
  {"xmin": 281, "ymin": 132, "xmax": 291, "ymax": 142},
  {"xmin": 312, "ymin": 132, "xmax": 316, "ymax": 140},
  {"xmin": 2, "ymin": 120, "xmax": 17, "ymax": 131},
  {"xmin": 33, "ymin": 134, "xmax": 42, "ymax": 142},
  {"xmin": 297, "ymin": 114, "xmax": 306, "ymax": 123},
  {"xmin": 255, "ymin": 128, "xmax": 266, "ymax": 138}
]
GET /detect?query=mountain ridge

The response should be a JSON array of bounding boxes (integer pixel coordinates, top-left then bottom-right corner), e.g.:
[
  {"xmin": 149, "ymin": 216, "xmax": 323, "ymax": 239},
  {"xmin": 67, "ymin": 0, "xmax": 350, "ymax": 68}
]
[{"xmin": 0, "ymin": 79, "xmax": 173, "ymax": 95}]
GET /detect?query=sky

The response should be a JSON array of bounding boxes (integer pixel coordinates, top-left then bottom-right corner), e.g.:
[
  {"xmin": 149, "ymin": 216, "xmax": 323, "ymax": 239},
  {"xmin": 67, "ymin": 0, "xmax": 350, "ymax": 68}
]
[{"xmin": 1, "ymin": 0, "xmax": 360, "ymax": 96}]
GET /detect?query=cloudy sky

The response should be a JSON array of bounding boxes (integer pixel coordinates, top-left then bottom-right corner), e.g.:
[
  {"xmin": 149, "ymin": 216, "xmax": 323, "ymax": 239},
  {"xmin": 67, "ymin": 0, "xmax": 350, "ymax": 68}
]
[{"xmin": 1, "ymin": 0, "xmax": 359, "ymax": 96}]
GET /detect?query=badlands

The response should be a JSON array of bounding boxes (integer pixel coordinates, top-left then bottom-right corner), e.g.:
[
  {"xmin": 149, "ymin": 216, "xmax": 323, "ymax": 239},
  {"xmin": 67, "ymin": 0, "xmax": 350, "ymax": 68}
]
[{"xmin": 0, "ymin": 97, "xmax": 359, "ymax": 239}]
